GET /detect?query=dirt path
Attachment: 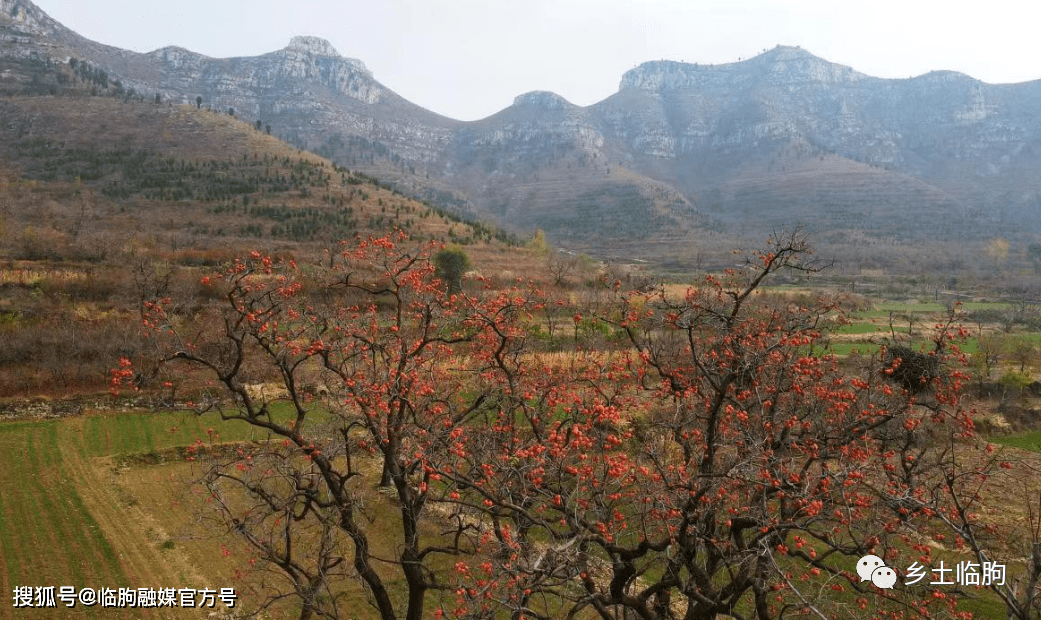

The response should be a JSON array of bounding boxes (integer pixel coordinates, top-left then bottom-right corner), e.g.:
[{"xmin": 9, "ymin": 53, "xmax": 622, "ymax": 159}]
[{"xmin": 54, "ymin": 418, "xmax": 211, "ymax": 619}]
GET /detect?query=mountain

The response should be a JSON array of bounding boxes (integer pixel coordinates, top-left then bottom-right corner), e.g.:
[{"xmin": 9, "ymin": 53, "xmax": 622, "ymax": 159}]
[{"xmin": 4, "ymin": 0, "xmax": 1041, "ymax": 266}]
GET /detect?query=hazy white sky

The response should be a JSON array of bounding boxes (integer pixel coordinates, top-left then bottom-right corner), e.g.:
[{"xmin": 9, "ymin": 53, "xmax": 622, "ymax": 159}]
[{"xmin": 32, "ymin": 0, "xmax": 1041, "ymax": 121}]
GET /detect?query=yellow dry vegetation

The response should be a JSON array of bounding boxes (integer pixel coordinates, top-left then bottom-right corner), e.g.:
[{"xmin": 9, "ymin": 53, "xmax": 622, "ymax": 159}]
[{"xmin": 111, "ymin": 452, "xmax": 461, "ymax": 620}]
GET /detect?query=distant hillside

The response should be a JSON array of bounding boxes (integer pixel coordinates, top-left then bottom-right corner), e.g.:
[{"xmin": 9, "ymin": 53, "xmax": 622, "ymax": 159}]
[
  {"xmin": 0, "ymin": 96, "xmax": 515, "ymax": 269},
  {"xmin": 0, "ymin": 91, "xmax": 532, "ymax": 399},
  {"xmin": 4, "ymin": 0, "xmax": 1041, "ymax": 268}
]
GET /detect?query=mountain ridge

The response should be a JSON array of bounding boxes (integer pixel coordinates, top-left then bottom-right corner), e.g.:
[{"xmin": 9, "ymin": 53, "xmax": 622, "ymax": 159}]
[
  {"xmin": 3, "ymin": 0, "xmax": 1041, "ymax": 266},
  {"xmin": 620, "ymin": 46, "xmax": 869, "ymax": 92}
]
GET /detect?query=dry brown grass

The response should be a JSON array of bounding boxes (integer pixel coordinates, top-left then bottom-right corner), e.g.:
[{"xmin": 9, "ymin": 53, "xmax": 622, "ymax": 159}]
[{"xmin": 0, "ymin": 96, "xmax": 530, "ymax": 266}]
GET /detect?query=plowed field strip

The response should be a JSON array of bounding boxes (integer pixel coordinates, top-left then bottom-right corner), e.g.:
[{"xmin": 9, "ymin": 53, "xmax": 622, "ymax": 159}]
[{"xmin": 57, "ymin": 418, "xmax": 207, "ymax": 618}]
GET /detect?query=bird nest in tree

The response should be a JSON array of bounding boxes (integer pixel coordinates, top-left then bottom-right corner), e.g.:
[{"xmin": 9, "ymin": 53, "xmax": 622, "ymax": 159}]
[{"xmin": 883, "ymin": 346, "xmax": 939, "ymax": 393}]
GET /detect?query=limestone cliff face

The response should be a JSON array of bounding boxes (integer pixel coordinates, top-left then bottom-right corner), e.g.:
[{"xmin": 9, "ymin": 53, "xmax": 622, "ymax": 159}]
[
  {"xmin": 1, "ymin": 0, "xmax": 77, "ymax": 58},
  {"xmin": 100, "ymin": 34, "xmax": 457, "ymax": 165},
  {"xmin": 285, "ymin": 35, "xmax": 340, "ymax": 59},
  {"xmin": 594, "ymin": 46, "xmax": 1041, "ymax": 201},
  {"xmin": 141, "ymin": 36, "xmax": 380, "ymax": 107},
  {"xmin": 1, "ymin": 0, "xmax": 60, "ymax": 38},
  {"xmin": 448, "ymin": 46, "xmax": 1041, "ymax": 243}
]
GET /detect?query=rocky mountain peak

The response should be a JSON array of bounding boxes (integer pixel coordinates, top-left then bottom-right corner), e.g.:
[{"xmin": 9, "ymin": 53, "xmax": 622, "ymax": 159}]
[
  {"xmin": 286, "ymin": 36, "xmax": 340, "ymax": 58},
  {"xmin": 756, "ymin": 44, "xmax": 816, "ymax": 62},
  {"xmin": 276, "ymin": 35, "xmax": 373, "ymax": 82},
  {"xmin": 749, "ymin": 45, "xmax": 863, "ymax": 84},
  {"xmin": 913, "ymin": 69, "xmax": 976, "ymax": 84},
  {"xmin": 618, "ymin": 60, "xmax": 700, "ymax": 92},
  {"xmin": 512, "ymin": 90, "xmax": 573, "ymax": 110},
  {"xmin": 619, "ymin": 45, "xmax": 863, "ymax": 92},
  {"xmin": 1, "ymin": 0, "xmax": 60, "ymax": 37}
]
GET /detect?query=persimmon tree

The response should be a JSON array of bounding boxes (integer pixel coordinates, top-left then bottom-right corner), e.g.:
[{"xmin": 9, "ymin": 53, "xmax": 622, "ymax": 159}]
[
  {"xmin": 133, "ymin": 234, "xmax": 545, "ymax": 620},
  {"xmin": 432, "ymin": 233, "xmax": 997, "ymax": 620},
  {"xmin": 127, "ymin": 232, "xmax": 1017, "ymax": 620}
]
